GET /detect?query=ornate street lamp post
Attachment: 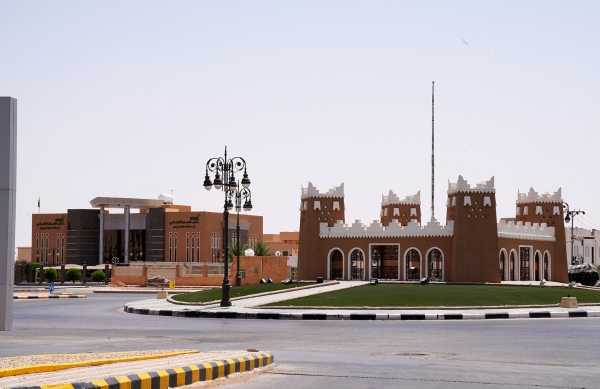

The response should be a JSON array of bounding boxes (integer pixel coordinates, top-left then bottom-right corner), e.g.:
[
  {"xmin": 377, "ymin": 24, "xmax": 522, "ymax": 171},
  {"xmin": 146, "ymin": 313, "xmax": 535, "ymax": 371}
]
[
  {"xmin": 232, "ymin": 181, "xmax": 252, "ymax": 286},
  {"xmin": 563, "ymin": 202, "xmax": 585, "ymax": 265},
  {"xmin": 204, "ymin": 147, "xmax": 251, "ymax": 307}
]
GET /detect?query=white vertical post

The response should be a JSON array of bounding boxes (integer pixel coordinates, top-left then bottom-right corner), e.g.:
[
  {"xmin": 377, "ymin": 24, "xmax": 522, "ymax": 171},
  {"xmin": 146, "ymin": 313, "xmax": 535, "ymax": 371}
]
[
  {"xmin": 124, "ymin": 205, "xmax": 130, "ymax": 264},
  {"xmin": 99, "ymin": 205, "xmax": 104, "ymax": 264},
  {"xmin": 0, "ymin": 97, "xmax": 17, "ymax": 331}
]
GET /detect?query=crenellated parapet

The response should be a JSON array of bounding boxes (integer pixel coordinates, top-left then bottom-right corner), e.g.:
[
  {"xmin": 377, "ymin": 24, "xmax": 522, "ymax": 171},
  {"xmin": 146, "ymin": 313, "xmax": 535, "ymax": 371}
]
[
  {"xmin": 320, "ymin": 219, "xmax": 454, "ymax": 238},
  {"xmin": 301, "ymin": 182, "xmax": 344, "ymax": 199},
  {"xmin": 516, "ymin": 187, "xmax": 562, "ymax": 204},
  {"xmin": 448, "ymin": 175, "xmax": 495, "ymax": 194},
  {"xmin": 381, "ymin": 190, "xmax": 420, "ymax": 206},
  {"xmin": 497, "ymin": 220, "xmax": 555, "ymax": 241}
]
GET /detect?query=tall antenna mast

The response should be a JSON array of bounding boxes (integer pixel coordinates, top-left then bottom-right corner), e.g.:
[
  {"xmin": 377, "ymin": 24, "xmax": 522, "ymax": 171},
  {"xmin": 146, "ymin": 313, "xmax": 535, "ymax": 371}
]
[{"xmin": 431, "ymin": 81, "xmax": 435, "ymax": 222}]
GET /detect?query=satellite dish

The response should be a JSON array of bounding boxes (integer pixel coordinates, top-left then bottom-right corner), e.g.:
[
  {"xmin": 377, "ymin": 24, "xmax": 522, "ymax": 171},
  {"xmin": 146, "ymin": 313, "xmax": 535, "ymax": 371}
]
[{"xmin": 275, "ymin": 251, "xmax": 281, "ymax": 257}]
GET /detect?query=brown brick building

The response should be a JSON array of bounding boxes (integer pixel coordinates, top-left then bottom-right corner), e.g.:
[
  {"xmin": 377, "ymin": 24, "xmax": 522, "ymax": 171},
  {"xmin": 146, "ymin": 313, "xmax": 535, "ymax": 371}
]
[
  {"xmin": 31, "ymin": 196, "xmax": 263, "ymax": 266},
  {"xmin": 298, "ymin": 176, "xmax": 568, "ymax": 283}
]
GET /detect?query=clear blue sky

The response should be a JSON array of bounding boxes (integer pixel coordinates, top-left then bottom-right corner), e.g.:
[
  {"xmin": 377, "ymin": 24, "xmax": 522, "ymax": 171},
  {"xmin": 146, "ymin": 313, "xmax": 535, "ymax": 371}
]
[{"xmin": 2, "ymin": 1, "xmax": 599, "ymax": 248}]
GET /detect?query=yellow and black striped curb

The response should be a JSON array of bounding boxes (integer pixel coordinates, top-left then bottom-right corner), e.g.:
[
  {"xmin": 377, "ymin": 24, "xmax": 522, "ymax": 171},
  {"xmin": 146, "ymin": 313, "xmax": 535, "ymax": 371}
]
[
  {"xmin": 0, "ymin": 351, "xmax": 198, "ymax": 378},
  {"xmin": 11, "ymin": 353, "xmax": 273, "ymax": 389},
  {"xmin": 14, "ymin": 295, "xmax": 87, "ymax": 300}
]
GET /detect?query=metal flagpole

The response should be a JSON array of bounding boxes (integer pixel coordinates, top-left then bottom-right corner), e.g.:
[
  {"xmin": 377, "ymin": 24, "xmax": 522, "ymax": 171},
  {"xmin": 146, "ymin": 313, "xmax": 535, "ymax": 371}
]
[{"xmin": 431, "ymin": 81, "xmax": 435, "ymax": 222}]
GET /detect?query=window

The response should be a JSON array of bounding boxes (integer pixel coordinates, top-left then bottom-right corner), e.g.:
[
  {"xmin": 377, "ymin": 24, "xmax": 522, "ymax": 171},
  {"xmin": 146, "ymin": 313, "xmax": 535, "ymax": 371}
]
[
  {"xmin": 191, "ymin": 236, "xmax": 195, "ymax": 262},
  {"xmin": 186, "ymin": 237, "xmax": 189, "ymax": 262},
  {"xmin": 169, "ymin": 237, "xmax": 173, "ymax": 261},
  {"xmin": 174, "ymin": 237, "xmax": 178, "ymax": 261},
  {"xmin": 464, "ymin": 196, "xmax": 471, "ymax": 206}
]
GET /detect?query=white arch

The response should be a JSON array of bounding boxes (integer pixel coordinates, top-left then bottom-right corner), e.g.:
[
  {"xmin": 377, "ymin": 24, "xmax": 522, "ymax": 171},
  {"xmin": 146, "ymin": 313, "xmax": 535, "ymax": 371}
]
[
  {"xmin": 403, "ymin": 247, "xmax": 422, "ymax": 281},
  {"xmin": 327, "ymin": 247, "xmax": 345, "ymax": 280},
  {"xmin": 534, "ymin": 250, "xmax": 543, "ymax": 281},
  {"xmin": 499, "ymin": 248, "xmax": 508, "ymax": 281},
  {"xmin": 425, "ymin": 247, "xmax": 445, "ymax": 281},
  {"xmin": 509, "ymin": 249, "xmax": 518, "ymax": 281},
  {"xmin": 543, "ymin": 250, "xmax": 551, "ymax": 281},
  {"xmin": 348, "ymin": 247, "xmax": 366, "ymax": 281}
]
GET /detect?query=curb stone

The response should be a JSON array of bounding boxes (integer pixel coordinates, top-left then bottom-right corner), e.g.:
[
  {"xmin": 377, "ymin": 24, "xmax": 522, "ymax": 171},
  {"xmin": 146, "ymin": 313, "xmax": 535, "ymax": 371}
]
[
  {"xmin": 124, "ymin": 304, "xmax": 597, "ymax": 321},
  {"xmin": 9, "ymin": 353, "xmax": 273, "ymax": 389}
]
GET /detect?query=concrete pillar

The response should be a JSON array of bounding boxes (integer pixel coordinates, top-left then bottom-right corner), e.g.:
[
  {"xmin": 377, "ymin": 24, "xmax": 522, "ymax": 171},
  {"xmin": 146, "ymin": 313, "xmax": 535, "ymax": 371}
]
[
  {"xmin": 0, "ymin": 97, "xmax": 16, "ymax": 331},
  {"xmin": 124, "ymin": 205, "xmax": 130, "ymax": 264},
  {"xmin": 99, "ymin": 205, "xmax": 104, "ymax": 264}
]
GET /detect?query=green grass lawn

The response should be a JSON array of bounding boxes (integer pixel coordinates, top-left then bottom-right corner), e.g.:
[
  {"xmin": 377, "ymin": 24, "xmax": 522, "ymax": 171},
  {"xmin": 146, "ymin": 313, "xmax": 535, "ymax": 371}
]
[
  {"xmin": 171, "ymin": 283, "xmax": 315, "ymax": 303},
  {"xmin": 261, "ymin": 284, "xmax": 600, "ymax": 307}
]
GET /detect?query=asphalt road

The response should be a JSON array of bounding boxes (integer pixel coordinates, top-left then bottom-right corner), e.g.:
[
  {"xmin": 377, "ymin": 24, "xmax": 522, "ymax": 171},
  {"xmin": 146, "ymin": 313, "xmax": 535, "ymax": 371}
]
[{"xmin": 2, "ymin": 293, "xmax": 600, "ymax": 388}]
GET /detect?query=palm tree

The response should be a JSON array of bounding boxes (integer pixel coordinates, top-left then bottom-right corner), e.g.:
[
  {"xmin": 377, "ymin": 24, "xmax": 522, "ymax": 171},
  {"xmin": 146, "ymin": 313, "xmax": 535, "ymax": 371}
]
[
  {"xmin": 252, "ymin": 242, "xmax": 272, "ymax": 256},
  {"xmin": 228, "ymin": 242, "xmax": 249, "ymax": 261}
]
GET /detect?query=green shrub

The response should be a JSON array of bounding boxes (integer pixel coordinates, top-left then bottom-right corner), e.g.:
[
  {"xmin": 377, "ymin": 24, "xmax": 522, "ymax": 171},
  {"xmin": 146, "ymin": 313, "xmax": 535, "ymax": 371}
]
[
  {"xmin": 252, "ymin": 242, "xmax": 272, "ymax": 256},
  {"xmin": 29, "ymin": 262, "xmax": 42, "ymax": 272},
  {"xmin": 44, "ymin": 268, "xmax": 59, "ymax": 283},
  {"xmin": 66, "ymin": 268, "xmax": 82, "ymax": 283},
  {"xmin": 91, "ymin": 270, "xmax": 105, "ymax": 283}
]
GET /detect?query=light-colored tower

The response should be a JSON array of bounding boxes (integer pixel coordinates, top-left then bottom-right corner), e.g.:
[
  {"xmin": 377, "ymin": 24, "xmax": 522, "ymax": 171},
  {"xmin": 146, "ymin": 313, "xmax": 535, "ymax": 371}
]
[{"xmin": 0, "ymin": 97, "xmax": 17, "ymax": 331}]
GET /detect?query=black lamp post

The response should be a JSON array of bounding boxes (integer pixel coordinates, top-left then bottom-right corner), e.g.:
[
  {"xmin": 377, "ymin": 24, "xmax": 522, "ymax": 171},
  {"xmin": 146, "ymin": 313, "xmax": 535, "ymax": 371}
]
[
  {"xmin": 563, "ymin": 202, "xmax": 585, "ymax": 265},
  {"xmin": 204, "ymin": 147, "xmax": 251, "ymax": 307},
  {"xmin": 232, "ymin": 181, "xmax": 252, "ymax": 286}
]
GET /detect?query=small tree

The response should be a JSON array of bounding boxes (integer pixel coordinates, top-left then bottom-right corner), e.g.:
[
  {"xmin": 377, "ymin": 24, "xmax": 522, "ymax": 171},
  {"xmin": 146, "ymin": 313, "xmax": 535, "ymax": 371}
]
[
  {"xmin": 228, "ymin": 242, "xmax": 249, "ymax": 260},
  {"xmin": 252, "ymin": 242, "xmax": 272, "ymax": 256},
  {"xmin": 44, "ymin": 268, "xmax": 59, "ymax": 283},
  {"xmin": 91, "ymin": 270, "xmax": 105, "ymax": 283},
  {"xmin": 66, "ymin": 268, "xmax": 82, "ymax": 283}
]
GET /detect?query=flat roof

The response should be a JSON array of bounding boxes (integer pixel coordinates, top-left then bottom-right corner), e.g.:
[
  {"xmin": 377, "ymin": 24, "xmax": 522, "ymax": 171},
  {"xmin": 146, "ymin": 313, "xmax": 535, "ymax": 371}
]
[{"xmin": 89, "ymin": 197, "xmax": 165, "ymax": 209}]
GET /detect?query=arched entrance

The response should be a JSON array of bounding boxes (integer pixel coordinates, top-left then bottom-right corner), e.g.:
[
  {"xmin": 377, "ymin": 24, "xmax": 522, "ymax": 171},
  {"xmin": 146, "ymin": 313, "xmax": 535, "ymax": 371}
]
[
  {"xmin": 534, "ymin": 251, "xmax": 541, "ymax": 281},
  {"xmin": 509, "ymin": 251, "xmax": 515, "ymax": 281},
  {"xmin": 499, "ymin": 250, "xmax": 506, "ymax": 281},
  {"xmin": 350, "ymin": 249, "xmax": 364, "ymax": 280},
  {"xmin": 405, "ymin": 249, "xmax": 421, "ymax": 281},
  {"xmin": 520, "ymin": 247, "xmax": 530, "ymax": 281},
  {"xmin": 329, "ymin": 249, "xmax": 343, "ymax": 280},
  {"xmin": 427, "ymin": 248, "xmax": 443, "ymax": 281},
  {"xmin": 544, "ymin": 252, "xmax": 550, "ymax": 280}
]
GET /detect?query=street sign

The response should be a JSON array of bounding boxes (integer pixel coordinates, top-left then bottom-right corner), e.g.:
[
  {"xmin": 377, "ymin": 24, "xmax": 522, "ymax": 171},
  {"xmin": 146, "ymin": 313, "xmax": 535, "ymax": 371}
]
[{"xmin": 49, "ymin": 282, "xmax": 54, "ymax": 293}]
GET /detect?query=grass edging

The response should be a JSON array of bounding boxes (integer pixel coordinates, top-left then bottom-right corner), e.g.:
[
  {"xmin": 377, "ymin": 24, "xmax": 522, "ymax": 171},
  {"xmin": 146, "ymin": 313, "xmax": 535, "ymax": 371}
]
[
  {"xmin": 167, "ymin": 281, "xmax": 340, "ymax": 306},
  {"xmin": 256, "ymin": 303, "xmax": 600, "ymax": 310}
]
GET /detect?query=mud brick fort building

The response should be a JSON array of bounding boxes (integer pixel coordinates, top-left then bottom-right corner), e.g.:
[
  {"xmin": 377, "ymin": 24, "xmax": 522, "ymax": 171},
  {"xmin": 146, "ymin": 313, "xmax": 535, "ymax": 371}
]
[{"xmin": 298, "ymin": 176, "xmax": 568, "ymax": 283}]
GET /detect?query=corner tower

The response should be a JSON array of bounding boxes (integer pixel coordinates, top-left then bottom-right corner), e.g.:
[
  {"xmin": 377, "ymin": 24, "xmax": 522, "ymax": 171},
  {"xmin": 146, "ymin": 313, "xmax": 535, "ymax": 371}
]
[
  {"xmin": 446, "ymin": 176, "xmax": 500, "ymax": 283},
  {"xmin": 298, "ymin": 182, "xmax": 345, "ymax": 280},
  {"xmin": 380, "ymin": 190, "xmax": 421, "ymax": 226},
  {"xmin": 515, "ymin": 188, "xmax": 568, "ymax": 282}
]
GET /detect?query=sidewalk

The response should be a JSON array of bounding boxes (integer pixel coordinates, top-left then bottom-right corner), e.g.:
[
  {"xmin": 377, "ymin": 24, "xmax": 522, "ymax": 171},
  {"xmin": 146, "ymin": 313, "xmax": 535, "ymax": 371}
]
[{"xmin": 0, "ymin": 351, "xmax": 273, "ymax": 389}]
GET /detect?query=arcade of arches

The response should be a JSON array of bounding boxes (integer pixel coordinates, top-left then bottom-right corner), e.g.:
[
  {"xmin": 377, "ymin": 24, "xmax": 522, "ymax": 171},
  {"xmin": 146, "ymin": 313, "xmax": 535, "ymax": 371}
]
[
  {"xmin": 499, "ymin": 248, "xmax": 551, "ymax": 282},
  {"xmin": 328, "ymin": 246, "xmax": 444, "ymax": 281}
]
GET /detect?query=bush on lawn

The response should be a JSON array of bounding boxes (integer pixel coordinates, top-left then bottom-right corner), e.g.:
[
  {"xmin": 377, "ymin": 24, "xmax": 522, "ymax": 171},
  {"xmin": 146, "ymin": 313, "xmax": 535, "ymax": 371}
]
[
  {"xmin": 91, "ymin": 270, "xmax": 105, "ymax": 283},
  {"xmin": 44, "ymin": 268, "xmax": 59, "ymax": 283},
  {"xmin": 66, "ymin": 268, "xmax": 82, "ymax": 283}
]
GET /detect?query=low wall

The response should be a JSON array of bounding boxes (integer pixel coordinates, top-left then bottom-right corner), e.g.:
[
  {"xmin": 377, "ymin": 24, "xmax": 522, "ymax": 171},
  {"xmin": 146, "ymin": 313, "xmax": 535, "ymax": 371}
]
[{"xmin": 111, "ymin": 257, "xmax": 291, "ymax": 287}]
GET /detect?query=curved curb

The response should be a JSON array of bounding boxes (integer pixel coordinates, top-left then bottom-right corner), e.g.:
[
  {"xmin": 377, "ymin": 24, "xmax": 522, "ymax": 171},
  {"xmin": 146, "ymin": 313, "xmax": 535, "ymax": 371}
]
[
  {"xmin": 166, "ymin": 281, "xmax": 340, "ymax": 306},
  {"xmin": 257, "ymin": 302, "xmax": 600, "ymax": 310},
  {"xmin": 123, "ymin": 305, "xmax": 600, "ymax": 321},
  {"xmin": 13, "ymin": 295, "xmax": 87, "ymax": 300},
  {"xmin": 10, "ymin": 353, "xmax": 273, "ymax": 389},
  {"xmin": 0, "ymin": 351, "xmax": 198, "ymax": 378}
]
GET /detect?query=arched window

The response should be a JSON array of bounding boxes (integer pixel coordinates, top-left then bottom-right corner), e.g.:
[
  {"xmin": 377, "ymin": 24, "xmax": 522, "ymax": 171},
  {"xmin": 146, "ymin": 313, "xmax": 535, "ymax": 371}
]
[
  {"xmin": 350, "ymin": 249, "xmax": 364, "ymax": 280},
  {"xmin": 509, "ymin": 251, "xmax": 515, "ymax": 281},
  {"xmin": 427, "ymin": 248, "xmax": 443, "ymax": 281},
  {"xmin": 329, "ymin": 249, "xmax": 343, "ymax": 280},
  {"xmin": 405, "ymin": 249, "xmax": 420, "ymax": 281},
  {"xmin": 534, "ymin": 251, "xmax": 541, "ymax": 281},
  {"xmin": 499, "ymin": 250, "xmax": 506, "ymax": 281},
  {"xmin": 543, "ymin": 252, "xmax": 550, "ymax": 281}
]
